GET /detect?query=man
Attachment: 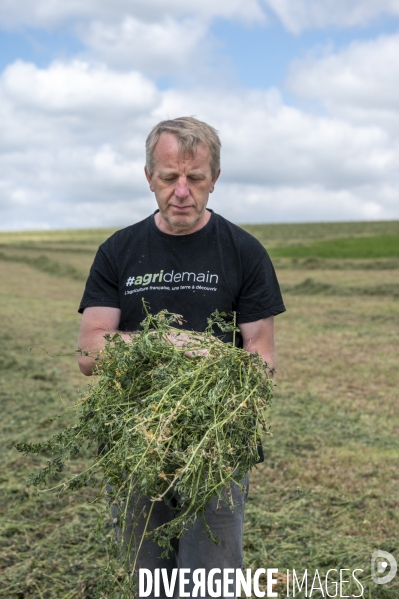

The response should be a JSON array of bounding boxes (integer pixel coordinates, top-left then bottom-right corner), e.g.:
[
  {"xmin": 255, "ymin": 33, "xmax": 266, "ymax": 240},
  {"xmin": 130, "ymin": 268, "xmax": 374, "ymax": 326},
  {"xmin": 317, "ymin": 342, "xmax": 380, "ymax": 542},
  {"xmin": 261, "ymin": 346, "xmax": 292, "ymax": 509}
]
[{"xmin": 77, "ymin": 117, "xmax": 285, "ymax": 597}]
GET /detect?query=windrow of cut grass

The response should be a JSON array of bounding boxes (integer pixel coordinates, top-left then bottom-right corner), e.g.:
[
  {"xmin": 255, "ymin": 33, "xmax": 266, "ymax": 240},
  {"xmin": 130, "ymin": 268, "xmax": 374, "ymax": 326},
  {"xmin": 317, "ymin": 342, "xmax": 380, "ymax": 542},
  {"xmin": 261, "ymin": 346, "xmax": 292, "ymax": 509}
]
[
  {"xmin": 281, "ymin": 277, "xmax": 399, "ymax": 297},
  {"xmin": 0, "ymin": 251, "xmax": 87, "ymax": 281},
  {"xmin": 273, "ymin": 257, "xmax": 399, "ymax": 270}
]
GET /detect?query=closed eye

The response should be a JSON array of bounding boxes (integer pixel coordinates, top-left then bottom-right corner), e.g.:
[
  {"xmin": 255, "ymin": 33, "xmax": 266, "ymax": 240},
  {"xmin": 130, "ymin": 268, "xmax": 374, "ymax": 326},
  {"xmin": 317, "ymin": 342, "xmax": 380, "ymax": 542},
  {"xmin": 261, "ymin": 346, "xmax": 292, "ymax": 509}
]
[{"xmin": 188, "ymin": 175, "xmax": 206, "ymax": 182}]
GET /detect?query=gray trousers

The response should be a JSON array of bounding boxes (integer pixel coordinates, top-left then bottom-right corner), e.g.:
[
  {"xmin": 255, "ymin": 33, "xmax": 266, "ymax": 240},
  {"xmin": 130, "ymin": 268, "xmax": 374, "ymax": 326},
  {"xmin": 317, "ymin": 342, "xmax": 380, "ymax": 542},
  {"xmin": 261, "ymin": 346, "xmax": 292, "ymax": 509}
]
[{"xmin": 110, "ymin": 474, "xmax": 249, "ymax": 599}]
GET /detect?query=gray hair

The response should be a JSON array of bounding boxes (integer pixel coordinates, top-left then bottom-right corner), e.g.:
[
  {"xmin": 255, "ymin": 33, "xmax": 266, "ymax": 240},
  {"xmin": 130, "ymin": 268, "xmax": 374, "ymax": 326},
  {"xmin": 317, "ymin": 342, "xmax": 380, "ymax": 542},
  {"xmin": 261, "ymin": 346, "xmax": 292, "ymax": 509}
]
[{"xmin": 145, "ymin": 116, "xmax": 221, "ymax": 178}]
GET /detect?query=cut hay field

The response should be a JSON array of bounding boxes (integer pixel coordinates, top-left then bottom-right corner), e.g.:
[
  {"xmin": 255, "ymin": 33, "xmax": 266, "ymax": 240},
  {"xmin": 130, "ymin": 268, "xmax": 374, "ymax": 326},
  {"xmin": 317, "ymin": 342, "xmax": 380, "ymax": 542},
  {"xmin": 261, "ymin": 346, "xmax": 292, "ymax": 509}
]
[{"xmin": 1, "ymin": 221, "xmax": 398, "ymax": 598}]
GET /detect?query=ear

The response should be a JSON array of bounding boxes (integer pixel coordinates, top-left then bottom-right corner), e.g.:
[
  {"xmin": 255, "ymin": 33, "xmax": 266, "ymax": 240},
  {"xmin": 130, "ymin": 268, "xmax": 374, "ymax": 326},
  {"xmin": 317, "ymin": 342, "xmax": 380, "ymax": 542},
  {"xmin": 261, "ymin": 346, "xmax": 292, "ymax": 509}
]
[
  {"xmin": 209, "ymin": 168, "xmax": 221, "ymax": 193},
  {"xmin": 144, "ymin": 166, "xmax": 154, "ymax": 191}
]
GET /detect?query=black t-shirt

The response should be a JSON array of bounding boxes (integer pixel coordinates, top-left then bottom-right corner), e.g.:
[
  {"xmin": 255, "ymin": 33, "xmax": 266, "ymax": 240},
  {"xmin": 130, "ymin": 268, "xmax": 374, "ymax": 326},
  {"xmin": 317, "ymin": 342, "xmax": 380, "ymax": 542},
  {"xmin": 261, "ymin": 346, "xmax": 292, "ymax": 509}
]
[{"xmin": 78, "ymin": 210, "xmax": 285, "ymax": 345}]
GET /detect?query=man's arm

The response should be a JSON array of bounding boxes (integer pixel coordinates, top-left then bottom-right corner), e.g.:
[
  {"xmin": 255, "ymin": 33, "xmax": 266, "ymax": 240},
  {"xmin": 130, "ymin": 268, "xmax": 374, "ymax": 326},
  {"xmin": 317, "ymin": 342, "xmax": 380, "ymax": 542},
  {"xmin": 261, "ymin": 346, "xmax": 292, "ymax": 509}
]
[
  {"xmin": 77, "ymin": 306, "xmax": 132, "ymax": 376},
  {"xmin": 77, "ymin": 306, "xmax": 209, "ymax": 376},
  {"xmin": 238, "ymin": 317, "xmax": 275, "ymax": 375}
]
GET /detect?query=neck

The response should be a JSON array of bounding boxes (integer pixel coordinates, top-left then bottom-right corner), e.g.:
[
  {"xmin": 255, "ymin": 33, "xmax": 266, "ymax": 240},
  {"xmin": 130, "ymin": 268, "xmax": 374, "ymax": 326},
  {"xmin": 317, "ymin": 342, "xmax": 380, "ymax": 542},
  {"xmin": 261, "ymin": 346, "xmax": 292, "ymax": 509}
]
[{"xmin": 154, "ymin": 209, "xmax": 211, "ymax": 235}]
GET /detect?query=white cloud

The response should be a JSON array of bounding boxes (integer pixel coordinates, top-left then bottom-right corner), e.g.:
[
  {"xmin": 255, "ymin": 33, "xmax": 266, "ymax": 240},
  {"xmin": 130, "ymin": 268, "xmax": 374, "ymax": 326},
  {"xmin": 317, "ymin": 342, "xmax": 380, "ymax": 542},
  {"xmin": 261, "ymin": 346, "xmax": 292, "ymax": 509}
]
[
  {"xmin": 79, "ymin": 16, "xmax": 209, "ymax": 73},
  {"xmin": 3, "ymin": 1, "xmax": 399, "ymax": 230},
  {"xmin": 287, "ymin": 32, "xmax": 399, "ymax": 125},
  {"xmin": 157, "ymin": 88, "xmax": 396, "ymax": 188},
  {"xmin": 93, "ymin": 145, "xmax": 148, "ymax": 188},
  {"xmin": 0, "ymin": 59, "xmax": 159, "ymax": 229},
  {"xmin": 263, "ymin": 0, "xmax": 399, "ymax": 33},
  {"xmin": 0, "ymin": 0, "xmax": 264, "ymax": 29},
  {"xmin": 3, "ymin": 0, "xmax": 399, "ymax": 32},
  {"xmin": 211, "ymin": 183, "xmax": 399, "ymax": 223},
  {"xmin": 1, "ymin": 56, "xmax": 399, "ymax": 229},
  {"xmin": 2, "ymin": 60, "xmax": 158, "ymax": 115}
]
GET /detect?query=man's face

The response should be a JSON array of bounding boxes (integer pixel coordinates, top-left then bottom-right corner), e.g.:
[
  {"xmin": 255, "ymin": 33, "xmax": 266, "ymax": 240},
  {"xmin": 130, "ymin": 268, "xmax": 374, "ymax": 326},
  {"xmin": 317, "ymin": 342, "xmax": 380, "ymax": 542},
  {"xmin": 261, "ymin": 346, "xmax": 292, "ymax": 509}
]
[{"xmin": 145, "ymin": 133, "xmax": 220, "ymax": 235}]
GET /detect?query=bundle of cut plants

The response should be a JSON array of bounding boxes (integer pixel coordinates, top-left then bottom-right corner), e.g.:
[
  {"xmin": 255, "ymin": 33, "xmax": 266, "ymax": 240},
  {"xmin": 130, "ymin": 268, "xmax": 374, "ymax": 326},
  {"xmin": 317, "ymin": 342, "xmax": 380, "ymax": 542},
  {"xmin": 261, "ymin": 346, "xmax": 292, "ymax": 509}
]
[{"xmin": 17, "ymin": 306, "xmax": 274, "ymax": 558}]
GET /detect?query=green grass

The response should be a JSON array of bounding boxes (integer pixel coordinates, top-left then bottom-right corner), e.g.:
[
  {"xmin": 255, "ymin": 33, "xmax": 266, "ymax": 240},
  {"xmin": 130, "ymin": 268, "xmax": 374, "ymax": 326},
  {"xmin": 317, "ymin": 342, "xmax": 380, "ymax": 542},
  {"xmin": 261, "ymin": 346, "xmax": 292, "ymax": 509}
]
[
  {"xmin": 269, "ymin": 234, "xmax": 399, "ymax": 260},
  {"xmin": 0, "ymin": 252, "xmax": 87, "ymax": 280},
  {"xmin": 241, "ymin": 220, "xmax": 399, "ymax": 247},
  {"xmin": 1, "ymin": 219, "xmax": 399, "ymax": 249},
  {"xmin": 0, "ymin": 227, "xmax": 118, "ymax": 246},
  {"xmin": 281, "ymin": 277, "xmax": 399, "ymax": 297},
  {"xmin": 1, "ymin": 221, "xmax": 398, "ymax": 598}
]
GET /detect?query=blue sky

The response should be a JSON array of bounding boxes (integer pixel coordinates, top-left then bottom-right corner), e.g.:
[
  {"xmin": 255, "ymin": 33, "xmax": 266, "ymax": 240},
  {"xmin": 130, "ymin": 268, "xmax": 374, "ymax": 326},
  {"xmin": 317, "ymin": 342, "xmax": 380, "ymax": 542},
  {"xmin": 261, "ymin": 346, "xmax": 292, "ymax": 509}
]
[
  {"xmin": 0, "ymin": 29, "xmax": 84, "ymax": 72},
  {"xmin": 212, "ymin": 16, "xmax": 399, "ymax": 89},
  {"xmin": 1, "ymin": 1, "xmax": 399, "ymax": 229}
]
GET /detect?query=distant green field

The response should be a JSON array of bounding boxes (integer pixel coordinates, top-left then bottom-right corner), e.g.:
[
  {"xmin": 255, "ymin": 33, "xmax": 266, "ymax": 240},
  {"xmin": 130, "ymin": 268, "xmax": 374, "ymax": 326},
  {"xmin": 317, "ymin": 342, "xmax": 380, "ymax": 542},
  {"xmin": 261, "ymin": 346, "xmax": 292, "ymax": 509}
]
[
  {"xmin": 1, "ymin": 219, "xmax": 399, "ymax": 250},
  {"xmin": 269, "ymin": 233, "xmax": 399, "ymax": 259},
  {"xmin": 241, "ymin": 219, "xmax": 399, "ymax": 247}
]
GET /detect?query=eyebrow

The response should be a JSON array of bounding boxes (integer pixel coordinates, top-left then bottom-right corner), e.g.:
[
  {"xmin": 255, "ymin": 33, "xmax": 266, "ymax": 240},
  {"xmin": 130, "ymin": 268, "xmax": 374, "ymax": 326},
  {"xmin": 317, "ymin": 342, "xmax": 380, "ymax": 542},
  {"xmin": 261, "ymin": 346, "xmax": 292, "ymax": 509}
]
[{"xmin": 159, "ymin": 169, "xmax": 207, "ymax": 177}]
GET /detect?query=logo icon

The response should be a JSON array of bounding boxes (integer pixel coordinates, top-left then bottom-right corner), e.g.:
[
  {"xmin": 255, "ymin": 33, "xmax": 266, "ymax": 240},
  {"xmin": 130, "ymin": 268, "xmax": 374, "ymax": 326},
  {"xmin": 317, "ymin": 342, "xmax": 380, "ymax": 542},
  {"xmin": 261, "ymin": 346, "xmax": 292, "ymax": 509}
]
[{"xmin": 371, "ymin": 550, "xmax": 397, "ymax": 585}]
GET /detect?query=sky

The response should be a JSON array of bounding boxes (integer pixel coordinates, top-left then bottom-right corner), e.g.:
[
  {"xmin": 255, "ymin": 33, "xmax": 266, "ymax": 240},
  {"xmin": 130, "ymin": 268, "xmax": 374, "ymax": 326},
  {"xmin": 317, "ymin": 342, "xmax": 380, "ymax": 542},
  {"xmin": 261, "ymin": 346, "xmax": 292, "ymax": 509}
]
[{"xmin": 1, "ymin": 1, "xmax": 399, "ymax": 230}]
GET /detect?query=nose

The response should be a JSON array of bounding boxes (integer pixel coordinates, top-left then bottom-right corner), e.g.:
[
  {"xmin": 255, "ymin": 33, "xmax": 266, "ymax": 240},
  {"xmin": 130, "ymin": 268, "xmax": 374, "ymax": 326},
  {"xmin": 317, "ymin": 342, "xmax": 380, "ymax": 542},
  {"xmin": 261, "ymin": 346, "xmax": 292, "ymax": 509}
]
[{"xmin": 174, "ymin": 176, "xmax": 189, "ymax": 199}]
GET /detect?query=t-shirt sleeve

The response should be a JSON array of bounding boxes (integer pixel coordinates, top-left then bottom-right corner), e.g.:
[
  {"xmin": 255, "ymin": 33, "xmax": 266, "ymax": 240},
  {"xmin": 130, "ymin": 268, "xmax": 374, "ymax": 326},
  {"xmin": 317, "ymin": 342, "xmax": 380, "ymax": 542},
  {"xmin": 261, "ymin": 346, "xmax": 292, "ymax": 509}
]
[
  {"xmin": 236, "ymin": 240, "xmax": 285, "ymax": 324},
  {"xmin": 78, "ymin": 240, "xmax": 120, "ymax": 313}
]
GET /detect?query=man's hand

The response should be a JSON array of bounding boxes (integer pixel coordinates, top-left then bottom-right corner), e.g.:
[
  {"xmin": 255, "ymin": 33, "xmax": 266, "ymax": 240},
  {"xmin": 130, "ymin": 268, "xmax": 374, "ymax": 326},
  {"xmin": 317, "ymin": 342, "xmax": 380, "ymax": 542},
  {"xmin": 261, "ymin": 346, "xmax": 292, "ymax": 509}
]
[
  {"xmin": 78, "ymin": 310, "xmax": 276, "ymax": 377},
  {"xmin": 164, "ymin": 330, "xmax": 210, "ymax": 358},
  {"xmin": 78, "ymin": 307, "xmax": 210, "ymax": 376}
]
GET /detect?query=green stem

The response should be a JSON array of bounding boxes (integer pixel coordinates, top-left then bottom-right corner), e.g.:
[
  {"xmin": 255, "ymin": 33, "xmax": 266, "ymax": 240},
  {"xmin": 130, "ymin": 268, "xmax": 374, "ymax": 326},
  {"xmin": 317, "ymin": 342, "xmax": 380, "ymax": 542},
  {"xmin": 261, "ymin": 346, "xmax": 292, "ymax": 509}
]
[{"xmin": 131, "ymin": 501, "xmax": 155, "ymax": 574}]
